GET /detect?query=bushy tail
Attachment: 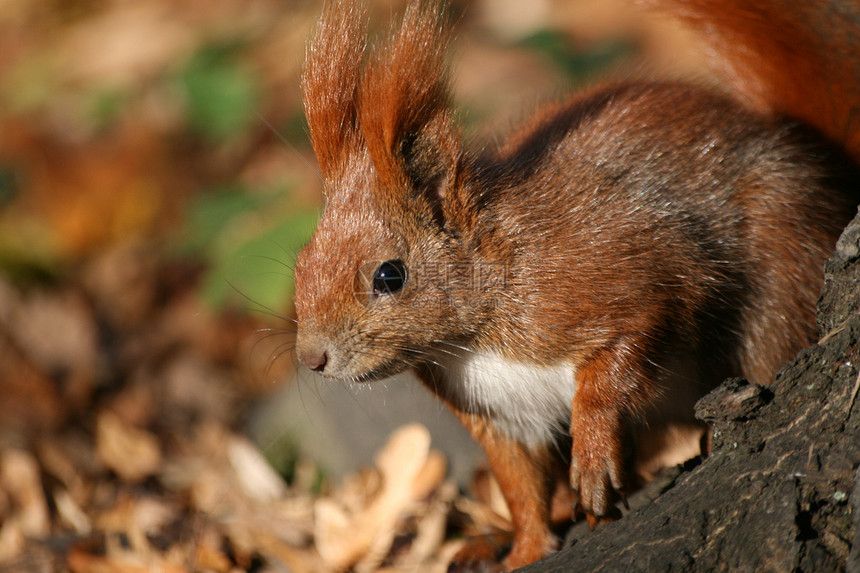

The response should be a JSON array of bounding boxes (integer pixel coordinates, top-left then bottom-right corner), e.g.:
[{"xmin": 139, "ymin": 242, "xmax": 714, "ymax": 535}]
[{"xmin": 642, "ymin": 0, "xmax": 860, "ymax": 163}]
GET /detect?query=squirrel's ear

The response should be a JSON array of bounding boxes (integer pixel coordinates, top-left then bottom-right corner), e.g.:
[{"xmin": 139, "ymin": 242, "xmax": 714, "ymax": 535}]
[
  {"xmin": 302, "ymin": 0, "xmax": 367, "ymax": 178},
  {"xmin": 398, "ymin": 115, "xmax": 460, "ymax": 201},
  {"xmin": 358, "ymin": 1, "xmax": 460, "ymax": 201}
]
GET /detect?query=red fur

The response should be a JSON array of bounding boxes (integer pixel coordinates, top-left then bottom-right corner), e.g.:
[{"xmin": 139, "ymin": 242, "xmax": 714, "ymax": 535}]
[
  {"xmin": 301, "ymin": 0, "xmax": 366, "ymax": 178},
  {"xmin": 358, "ymin": 1, "xmax": 454, "ymax": 191},
  {"xmin": 639, "ymin": 0, "xmax": 860, "ymax": 162},
  {"xmin": 295, "ymin": 1, "xmax": 860, "ymax": 570}
]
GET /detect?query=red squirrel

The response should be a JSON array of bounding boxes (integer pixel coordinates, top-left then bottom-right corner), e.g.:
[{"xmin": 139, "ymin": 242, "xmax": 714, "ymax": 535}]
[{"xmin": 293, "ymin": 0, "xmax": 860, "ymax": 569}]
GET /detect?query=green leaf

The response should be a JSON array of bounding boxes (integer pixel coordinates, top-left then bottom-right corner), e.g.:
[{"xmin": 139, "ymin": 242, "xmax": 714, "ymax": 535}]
[
  {"xmin": 0, "ymin": 217, "xmax": 62, "ymax": 285},
  {"xmin": 520, "ymin": 30, "xmax": 634, "ymax": 82},
  {"xmin": 181, "ymin": 186, "xmax": 271, "ymax": 257},
  {"xmin": 0, "ymin": 165, "xmax": 21, "ymax": 206},
  {"xmin": 88, "ymin": 87, "xmax": 128, "ymax": 130},
  {"xmin": 199, "ymin": 208, "xmax": 318, "ymax": 314},
  {"xmin": 179, "ymin": 45, "xmax": 259, "ymax": 142}
]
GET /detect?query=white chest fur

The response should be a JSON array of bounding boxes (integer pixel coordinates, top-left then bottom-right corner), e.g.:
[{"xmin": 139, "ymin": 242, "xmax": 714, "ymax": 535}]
[{"xmin": 437, "ymin": 351, "xmax": 577, "ymax": 447}]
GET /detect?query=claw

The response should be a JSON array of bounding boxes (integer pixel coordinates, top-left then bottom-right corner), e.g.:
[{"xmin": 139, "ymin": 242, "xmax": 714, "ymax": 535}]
[{"xmin": 569, "ymin": 421, "xmax": 625, "ymax": 518}]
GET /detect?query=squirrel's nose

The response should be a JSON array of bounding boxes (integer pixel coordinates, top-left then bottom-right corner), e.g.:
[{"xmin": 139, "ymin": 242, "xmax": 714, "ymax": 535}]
[{"xmin": 300, "ymin": 349, "xmax": 328, "ymax": 372}]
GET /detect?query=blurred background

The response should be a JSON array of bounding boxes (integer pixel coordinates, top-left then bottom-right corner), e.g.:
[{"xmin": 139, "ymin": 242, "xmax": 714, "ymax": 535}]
[{"xmin": 0, "ymin": 1, "xmax": 710, "ymax": 571}]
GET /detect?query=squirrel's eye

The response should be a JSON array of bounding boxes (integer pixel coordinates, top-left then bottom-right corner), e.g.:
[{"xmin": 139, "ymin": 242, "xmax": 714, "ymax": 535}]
[{"xmin": 372, "ymin": 260, "xmax": 407, "ymax": 296}]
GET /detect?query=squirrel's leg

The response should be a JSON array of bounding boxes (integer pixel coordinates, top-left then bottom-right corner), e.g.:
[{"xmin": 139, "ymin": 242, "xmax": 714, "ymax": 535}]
[
  {"xmin": 451, "ymin": 412, "xmax": 557, "ymax": 571},
  {"xmin": 570, "ymin": 340, "xmax": 658, "ymax": 518}
]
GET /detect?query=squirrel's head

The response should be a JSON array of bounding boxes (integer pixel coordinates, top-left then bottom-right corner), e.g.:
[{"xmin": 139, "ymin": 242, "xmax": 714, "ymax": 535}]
[{"xmin": 294, "ymin": 0, "xmax": 472, "ymax": 381}]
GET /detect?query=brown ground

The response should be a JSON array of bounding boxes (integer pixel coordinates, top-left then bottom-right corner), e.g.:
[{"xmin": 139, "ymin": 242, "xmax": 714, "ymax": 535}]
[{"xmin": 4, "ymin": 2, "xmax": 853, "ymax": 572}]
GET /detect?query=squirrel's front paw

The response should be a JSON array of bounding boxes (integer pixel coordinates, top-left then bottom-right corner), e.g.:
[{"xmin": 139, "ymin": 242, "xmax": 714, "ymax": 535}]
[{"xmin": 569, "ymin": 413, "xmax": 625, "ymax": 518}]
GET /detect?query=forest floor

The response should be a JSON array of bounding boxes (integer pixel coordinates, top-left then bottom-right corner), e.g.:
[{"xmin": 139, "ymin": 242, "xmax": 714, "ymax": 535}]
[{"xmin": 4, "ymin": 1, "xmax": 854, "ymax": 572}]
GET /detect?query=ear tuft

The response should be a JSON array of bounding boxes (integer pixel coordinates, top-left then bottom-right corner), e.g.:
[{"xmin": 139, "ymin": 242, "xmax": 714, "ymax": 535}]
[
  {"xmin": 358, "ymin": 1, "xmax": 455, "ymax": 190},
  {"xmin": 302, "ymin": 0, "xmax": 367, "ymax": 178}
]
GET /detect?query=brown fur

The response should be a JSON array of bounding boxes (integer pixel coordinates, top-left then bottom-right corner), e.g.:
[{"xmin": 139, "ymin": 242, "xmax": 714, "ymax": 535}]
[
  {"xmin": 301, "ymin": 0, "xmax": 366, "ymax": 178},
  {"xmin": 294, "ymin": 1, "xmax": 860, "ymax": 569}
]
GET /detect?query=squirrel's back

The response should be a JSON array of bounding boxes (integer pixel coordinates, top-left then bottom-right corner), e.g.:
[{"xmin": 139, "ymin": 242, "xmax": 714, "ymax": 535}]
[{"xmin": 472, "ymin": 81, "xmax": 858, "ymax": 386}]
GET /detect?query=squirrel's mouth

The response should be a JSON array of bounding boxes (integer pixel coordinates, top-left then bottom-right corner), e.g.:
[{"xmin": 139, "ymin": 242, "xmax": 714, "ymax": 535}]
[
  {"xmin": 331, "ymin": 355, "xmax": 414, "ymax": 384},
  {"xmin": 297, "ymin": 326, "xmax": 420, "ymax": 382}
]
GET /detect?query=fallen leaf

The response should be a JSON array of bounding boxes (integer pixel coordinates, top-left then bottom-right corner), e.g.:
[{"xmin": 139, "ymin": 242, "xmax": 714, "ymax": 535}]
[
  {"xmin": 192, "ymin": 526, "xmax": 234, "ymax": 573},
  {"xmin": 67, "ymin": 546, "xmax": 186, "ymax": 573},
  {"xmin": 0, "ymin": 449, "xmax": 50, "ymax": 537},
  {"xmin": 315, "ymin": 424, "xmax": 435, "ymax": 572},
  {"xmin": 227, "ymin": 434, "xmax": 288, "ymax": 502},
  {"xmin": 393, "ymin": 480, "xmax": 458, "ymax": 570},
  {"xmin": 0, "ymin": 330, "xmax": 65, "ymax": 431},
  {"xmin": 95, "ymin": 410, "xmax": 161, "ymax": 482},
  {"xmin": 0, "ymin": 519, "xmax": 25, "ymax": 563},
  {"xmin": 53, "ymin": 487, "xmax": 91, "ymax": 535},
  {"xmin": 410, "ymin": 450, "xmax": 446, "ymax": 501}
]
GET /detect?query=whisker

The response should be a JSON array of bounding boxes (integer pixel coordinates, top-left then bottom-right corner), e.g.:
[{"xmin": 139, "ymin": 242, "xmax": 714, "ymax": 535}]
[
  {"xmin": 226, "ymin": 280, "xmax": 296, "ymax": 324},
  {"xmin": 240, "ymin": 253, "xmax": 296, "ymax": 273},
  {"xmin": 435, "ymin": 340, "xmax": 475, "ymax": 354},
  {"xmin": 264, "ymin": 343, "xmax": 297, "ymax": 377}
]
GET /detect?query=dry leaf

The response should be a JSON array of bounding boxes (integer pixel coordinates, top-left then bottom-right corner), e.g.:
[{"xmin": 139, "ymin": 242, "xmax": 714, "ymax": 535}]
[
  {"xmin": 0, "ymin": 449, "xmax": 50, "ymax": 537},
  {"xmin": 189, "ymin": 469, "xmax": 232, "ymax": 518},
  {"xmin": 227, "ymin": 435, "xmax": 288, "ymax": 502},
  {"xmin": 393, "ymin": 480, "xmax": 458, "ymax": 570},
  {"xmin": 374, "ymin": 424, "xmax": 432, "ymax": 480},
  {"xmin": 315, "ymin": 424, "xmax": 435, "ymax": 572},
  {"xmin": 470, "ymin": 467, "xmax": 512, "ymax": 522},
  {"xmin": 314, "ymin": 497, "xmax": 353, "ymax": 566},
  {"xmin": 0, "ymin": 331, "xmax": 65, "ymax": 431},
  {"xmin": 53, "ymin": 488, "xmax": 91, "ymax": 535},
  {"xmin": 0, "ymin": 520, "xmax": 25, "ymax": 563},
  {"xmin": 193, "ymin": 526, "xmax": 234, "ymax": 573},
  {"xmin": 37, "ymin": 438, "xmax": 88, "ymax": 503},
  {"xmin": 95, "ymin": 410, "xmax": 161, "ymax": 482},
  {"xmin": 255, "ymin": 530, "xmax": 330, "ymax": 573},
  {"xmin": 7, "ymin": 288, "xmax": 98, "ymax": 407},
  {"xmin": 410, "ymin": 450, "xmax": 447, "ymax": 501},
  {"xmin": 486, "ymin": 473, "xmax": 511, "ymax": 522},
  {"xmin": 453, "ymin": 497, "xmax": 513, "ymax": 535},
  {"xmin": 96, "ymin": 495, "xmax": 177, "ymax": 565},
  {"xmin": 67, "ymin": 547, "xmax": 186, "ymax": 573},
  {"xmin": 432, "ymin": 540, "xmax": 469, "ymax": 573}
]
